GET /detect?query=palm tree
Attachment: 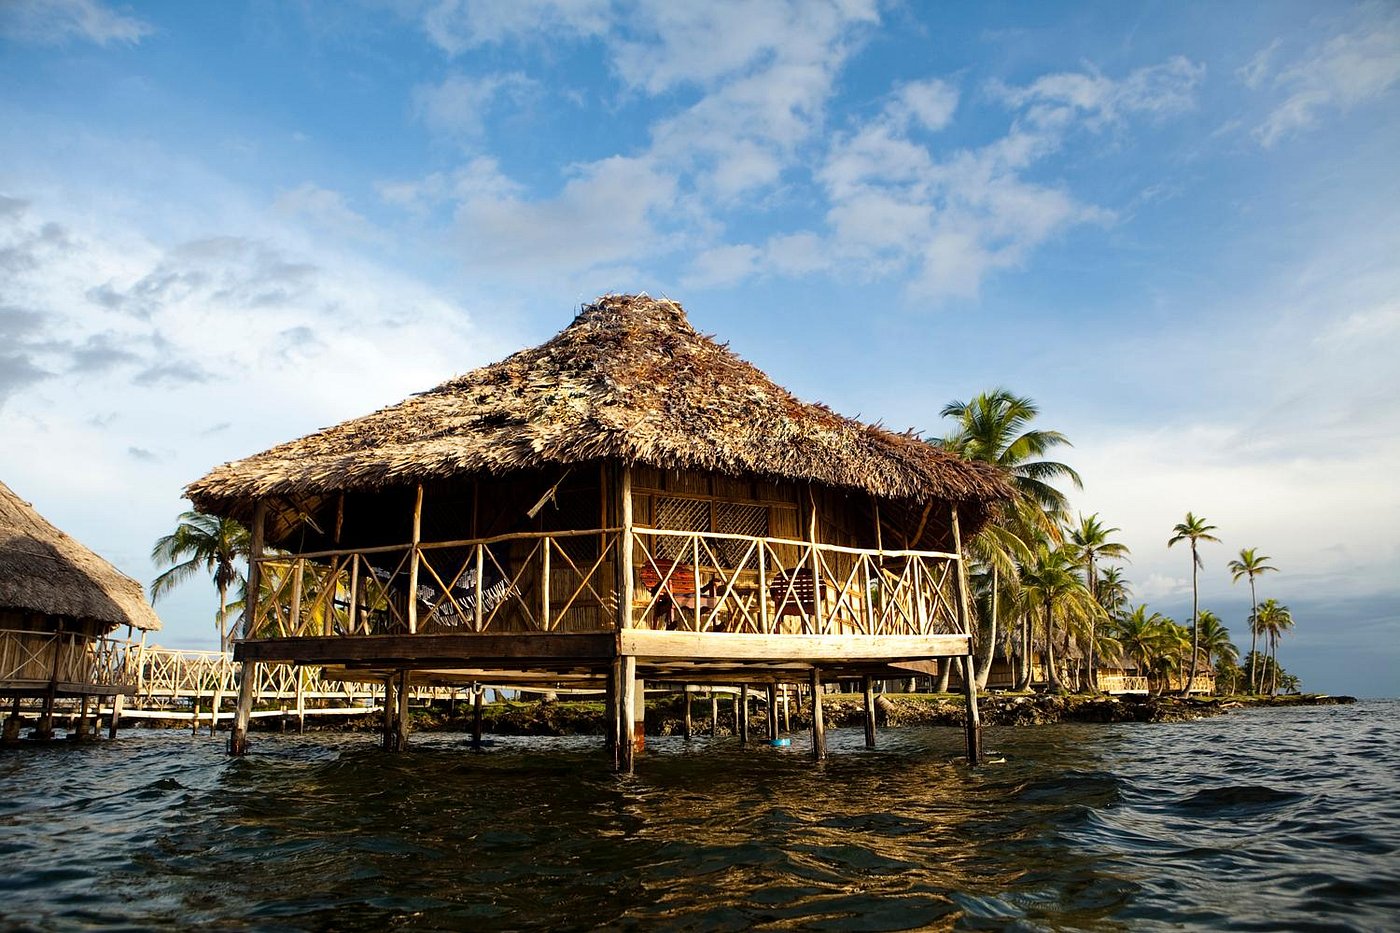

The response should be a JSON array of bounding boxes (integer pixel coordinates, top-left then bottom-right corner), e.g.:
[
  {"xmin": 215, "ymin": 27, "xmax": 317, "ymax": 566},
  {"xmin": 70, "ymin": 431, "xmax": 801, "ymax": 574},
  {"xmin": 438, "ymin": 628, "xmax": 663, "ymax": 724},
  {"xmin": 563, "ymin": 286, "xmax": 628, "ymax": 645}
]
[
  {"xmin": 1097, "ymin": 566, "xmax": 1131, "ymax": 619},
  {"xmin": 1252, "ymin": 598, "xmax": 1294, "ymax": 695},
  {"xmin": 1017, "ymin": 543, "xmax": 1103, "ymax": 692},
  {"xmin": 1195, "ymin": 610, "xmax": 1237, "ymax": 693},
  {"xmin": 940, "ymin": 389, "xmax": 1082, "ymax": 688},
  {"xmin": 1070, "ymin": 513, "xmax": 1130, "ymax": 691},
  {"xmin": 1113, "ymin": 605, "xmax": 1171, "ymax": 694},
  {"xmin": 1167, "ymin": 512, "xmax": 1220, "ymax": 696},
  {"xmin": 1227, "ymin": 548, "xmax": 1277, "ymax": 693},
  {"xmin": 151, "ymin": 511, "xmax": 250, "ymax": 652}
]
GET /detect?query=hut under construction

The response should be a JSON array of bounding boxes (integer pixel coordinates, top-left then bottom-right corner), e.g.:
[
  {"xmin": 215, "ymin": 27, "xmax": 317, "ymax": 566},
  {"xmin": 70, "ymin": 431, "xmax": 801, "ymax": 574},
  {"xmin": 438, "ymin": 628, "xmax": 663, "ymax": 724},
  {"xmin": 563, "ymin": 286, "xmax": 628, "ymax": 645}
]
[
  {"xmin": 1, "ymin": 480, "xmax": 161, "ymax": 742},
  {"xmin": 187, "ymin": 295, "xmax": 1012, "ymax": 768}
]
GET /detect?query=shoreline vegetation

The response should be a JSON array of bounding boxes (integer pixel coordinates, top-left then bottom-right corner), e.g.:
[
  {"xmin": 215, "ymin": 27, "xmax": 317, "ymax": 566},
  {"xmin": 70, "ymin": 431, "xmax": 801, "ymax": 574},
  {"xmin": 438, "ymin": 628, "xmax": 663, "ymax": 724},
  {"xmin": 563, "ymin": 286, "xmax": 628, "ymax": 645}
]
[{"xmin": 220, "ymin": 692, "xmax": 1356, "ymax": 738}]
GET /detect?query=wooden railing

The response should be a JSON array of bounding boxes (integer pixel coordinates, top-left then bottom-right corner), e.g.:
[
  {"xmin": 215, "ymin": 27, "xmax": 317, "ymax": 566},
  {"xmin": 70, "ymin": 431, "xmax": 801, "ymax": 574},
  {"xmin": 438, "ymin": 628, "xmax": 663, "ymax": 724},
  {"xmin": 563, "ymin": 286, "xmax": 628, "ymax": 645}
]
[
  {"xmin": 0, "ymin": 629, "xmax": 133, "ymax": 689},
  {"xmin": 129, "ymin": 646, "xmax": 386, "ymax": 705},
  {"xmin": 246, "ymin": 527, "xmax": 968, "ymax": 640},
  {"xmin": 1097, "ymin": 673, "xmax": 1150, "ymax": 694}
]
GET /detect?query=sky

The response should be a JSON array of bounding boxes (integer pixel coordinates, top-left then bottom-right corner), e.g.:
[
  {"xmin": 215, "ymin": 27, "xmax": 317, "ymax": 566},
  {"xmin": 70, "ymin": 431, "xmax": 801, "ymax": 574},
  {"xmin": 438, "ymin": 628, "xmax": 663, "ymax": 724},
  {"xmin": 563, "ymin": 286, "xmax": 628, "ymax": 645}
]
[{"xmin": 1, "ymin": 0, "xmax": 1397, "ymax": 697}]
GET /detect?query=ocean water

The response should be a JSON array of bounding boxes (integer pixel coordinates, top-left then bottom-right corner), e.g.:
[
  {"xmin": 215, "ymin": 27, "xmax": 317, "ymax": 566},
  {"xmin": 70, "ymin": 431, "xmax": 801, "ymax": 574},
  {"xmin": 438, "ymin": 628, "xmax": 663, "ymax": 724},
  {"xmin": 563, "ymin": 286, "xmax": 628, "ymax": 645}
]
[{"xmin": 1, "ymin": 701, "xmax": 1396, "ymax": 931}]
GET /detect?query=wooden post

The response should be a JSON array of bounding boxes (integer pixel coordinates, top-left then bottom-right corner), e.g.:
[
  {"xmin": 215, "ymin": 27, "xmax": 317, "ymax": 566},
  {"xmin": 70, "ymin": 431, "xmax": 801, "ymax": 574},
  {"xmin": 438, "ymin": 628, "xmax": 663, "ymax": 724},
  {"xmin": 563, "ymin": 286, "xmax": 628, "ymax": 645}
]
[
  {"xmin": 295, "ymin": 671, "xmax": 306, "ymax": 734},
  {"xmin": 766, "ymin": 684, "xmax": 779, "ymax": 738},
  {"xmin": 732, "ymin": 689, "xmax": 741, "ymax": 735},
  {"xmin": 74, "ymin": 695, "xmax": 91, "ymax": 740},
  {"xmin": 618, "ymin": 656, "xmax": 638, "ymax": 772},
  {"xmin": 862, "ymin": 675, "xmax": 877, "ymax": 749},
  {"xmin": 474, "ymin": 545, "xmax": 485, "ymax": 633},
  {"xmin": 951, "ymin": 506, "xmax": 982, "ymax": 766},
  {"xmin": 393, "ymin": 669, "xmax": 411, "ymax": 751},
  {"xmin": 783, "ymin": 685, "xmax": 791, "ymax": 732},
  {"xmin": 810, "ymin": 668, "xmax": 826, "ymax": 761},
  {"xmin": 738, "ymin": 685, "xmax": 749, "ymax": 744},
  {"xmin": 807, "ymin": 486, "xmax": 823, "ymax": 635},
  {"xmin": 471, "ymin": 686, "xmax": 484, "ymax": 749},
  {"xmin": 348, "ymin": 555, "xmax": 360, "ymax": 634},
  {"xmin": 191, "ymin": 697, "xmax": 201, "ymax": 735},
  {"xmin": 407, "ymin": 484, "xmax": 423, "ymax": 635},
  {"xmin": 605, "ymin": 660, "xmax": 618, "ymax": 755},
  {"xmin": 613, "ymin": 464, "xmax": 637, "ymax": 772},
  {"xmin": 288, "ymin": 558, "xmax": 303, "ymax": 635},
  {"xmin": 541, "ymin": 537, "xmax": 552, "ymax": 631},
  {"xmin": 381, "ymin": 675, "xmax": 395, "ymax": 750},
  {"xmin": 710, "ymin": 694, "xmax": 719, "ymax": 737},
  {"xmin": 682, "ymin": 686, "xmax": 692, "ymax": 740},
  {"xmin": 210, "ymin": 686, "xmax": 224, "ymax": 735},
  {"xmin": 231, "ymin": 500, "xmax": 266, "ymax": 756},
  {"xmin": 107, "ymin": 692, "xmax": 123, "ymax": 739}
]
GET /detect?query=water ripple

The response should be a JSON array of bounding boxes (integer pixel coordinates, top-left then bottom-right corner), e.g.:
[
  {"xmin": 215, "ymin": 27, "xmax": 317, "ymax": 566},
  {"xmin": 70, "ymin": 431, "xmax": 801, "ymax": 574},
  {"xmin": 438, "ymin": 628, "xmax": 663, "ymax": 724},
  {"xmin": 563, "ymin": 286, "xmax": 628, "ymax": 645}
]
[{"xmin": 0, "ymin": 702, "xmax": 1395, "ymax": 930}]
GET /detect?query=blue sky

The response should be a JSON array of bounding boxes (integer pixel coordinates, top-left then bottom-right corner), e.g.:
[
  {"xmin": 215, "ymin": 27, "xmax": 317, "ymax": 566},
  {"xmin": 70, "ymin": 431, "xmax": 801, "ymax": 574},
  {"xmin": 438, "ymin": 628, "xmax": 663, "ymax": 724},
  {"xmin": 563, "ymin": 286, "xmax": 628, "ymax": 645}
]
[{"xmin": 2, "ymin": 0, "xmax": 1397, "ymax": 696}]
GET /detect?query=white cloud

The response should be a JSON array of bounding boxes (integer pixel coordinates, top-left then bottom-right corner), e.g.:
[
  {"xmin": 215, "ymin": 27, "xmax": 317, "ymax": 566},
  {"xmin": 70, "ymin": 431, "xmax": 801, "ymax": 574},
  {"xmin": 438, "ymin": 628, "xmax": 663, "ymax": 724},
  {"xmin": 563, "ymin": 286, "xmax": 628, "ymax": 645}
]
[
  {"xmin": 0, "ymin": 0, "xmax": 151, "ymax": 46},
  {"xmin": 1248, "ymin": 12, "xmax": 1400, "ymax": 147},
  {"xmin": 447, "ymin": 155, "xmax": 680, "ymax": 280},
  {"xmin": 418, "ymin": 0, "xmax": 610, "ymax": 54},
  {"xmin": 991, "ymin": 56, "xmax": 1205, "ymax": 130},
  {"xmin": 413, "ymin": 72, "xmax": 537, "ymax": 139}
]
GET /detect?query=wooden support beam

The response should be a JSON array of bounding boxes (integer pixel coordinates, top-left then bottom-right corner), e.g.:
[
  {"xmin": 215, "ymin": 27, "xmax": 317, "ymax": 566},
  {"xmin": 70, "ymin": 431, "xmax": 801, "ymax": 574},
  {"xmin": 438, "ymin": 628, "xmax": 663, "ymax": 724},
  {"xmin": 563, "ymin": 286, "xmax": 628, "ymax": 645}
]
[
  {"xmin": 682, "ymin": 686, "xmax": 692, "ymax": 740},
  {"xmin": 766, "ymin": 683, "xmax": 778, "ymax": 739},
  {"xmin": 951, "ymin": 507, "xmax": 982, "ymax": 766},
  {"xmin": 407, "ymin": 484, "xmax": 424, "ymax": 635},
  {"xmin": 381, "ymin": 675, "xmax": 395, "ymax": 750},
  {"xmin": 471, "ymin": 685, "xmax": 484, "ymax": 749},
  {"xmin": 738, "ymin": 684, "xmax": 749, "ymax": 744},
  {"xmin": 810, "ymin": 668, "xmax": 826, "ymax": 761},
  {"xmin": 231, "ymin": 500, "xmax": 266, "ymax": 756},
  {"xmin": 710, "ymin": 693, "xmax": 718, "ymax": 737},
  {"xmin": 620, "ymin": 630, "xmax": 970, "ymax": 662},
  {"xmin": 107, "ymin": 692, "xmax": 123, "ymax": 739},
  {"xmin": 862, "ymin": 675, "xmax": 877, "ymax": 749},
  {"xmin": 393, "ymin": 669, "xmax": 411, "ymax": 751},
  {"xmin": 236, "ymin": 632, "xmax": 619, "ymax": 665},
  {"xmin": 618, "ymin": 656, "xmax": 637, "ymax": 773}
]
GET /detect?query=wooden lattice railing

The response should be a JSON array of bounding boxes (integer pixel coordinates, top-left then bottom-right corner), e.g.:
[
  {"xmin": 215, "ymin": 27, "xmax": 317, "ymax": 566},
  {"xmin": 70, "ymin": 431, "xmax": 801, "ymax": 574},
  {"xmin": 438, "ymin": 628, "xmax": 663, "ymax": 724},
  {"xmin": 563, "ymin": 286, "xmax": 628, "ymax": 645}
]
[
  {"xmin": 0, "ymin": 629, "xmax": 133, "ymax": 688},
  {"xmin": 246, "ymin": 527, "xmax": 968, "ymax": 640}
]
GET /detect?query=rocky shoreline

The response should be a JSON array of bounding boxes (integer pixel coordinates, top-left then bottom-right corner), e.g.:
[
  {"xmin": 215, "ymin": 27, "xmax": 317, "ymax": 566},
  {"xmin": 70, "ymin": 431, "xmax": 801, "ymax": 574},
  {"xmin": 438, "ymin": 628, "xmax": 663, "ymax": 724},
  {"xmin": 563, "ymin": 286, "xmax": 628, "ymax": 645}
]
[{"xmin": 297, "ymin": 691, "xmax": 1356, "ymax": 738}]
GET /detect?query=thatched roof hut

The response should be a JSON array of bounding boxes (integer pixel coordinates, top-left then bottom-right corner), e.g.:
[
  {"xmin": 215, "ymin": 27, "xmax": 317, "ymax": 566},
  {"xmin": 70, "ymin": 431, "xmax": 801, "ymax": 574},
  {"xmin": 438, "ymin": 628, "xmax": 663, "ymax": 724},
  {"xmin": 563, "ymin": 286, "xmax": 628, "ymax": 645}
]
[
  {"xmin": 188, "ymin": 294, "xmax": 1009, "ymax": 540},
  {"xmin": 0, "ymin": 480, "xmax": 161, "ymax": 632}
]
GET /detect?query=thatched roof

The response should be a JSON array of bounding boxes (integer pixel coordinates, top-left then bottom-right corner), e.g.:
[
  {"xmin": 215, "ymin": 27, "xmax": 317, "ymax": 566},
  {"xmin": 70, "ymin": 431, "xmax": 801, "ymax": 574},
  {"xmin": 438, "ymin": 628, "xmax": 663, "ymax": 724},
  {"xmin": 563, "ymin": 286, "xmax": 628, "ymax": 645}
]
[
  {"xmin": 0, "ymin": 481, "xmax": 161, "ymax": 631},
  {"xmin": 188, "ymin": 294, "xmax": 1010, "ymax": 519}
]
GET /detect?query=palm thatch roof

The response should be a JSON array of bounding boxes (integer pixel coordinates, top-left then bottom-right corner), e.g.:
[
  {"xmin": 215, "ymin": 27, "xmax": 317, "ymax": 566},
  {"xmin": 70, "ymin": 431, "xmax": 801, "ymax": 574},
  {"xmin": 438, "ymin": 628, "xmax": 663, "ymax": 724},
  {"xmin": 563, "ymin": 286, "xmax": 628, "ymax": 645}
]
[
  {"xmin": 188, "ymin": 294, "xmax": 1010, "ymax": 523},
  {"xmin": 0, "ymin": 481, "xmax": 162, "ymax": 631}
]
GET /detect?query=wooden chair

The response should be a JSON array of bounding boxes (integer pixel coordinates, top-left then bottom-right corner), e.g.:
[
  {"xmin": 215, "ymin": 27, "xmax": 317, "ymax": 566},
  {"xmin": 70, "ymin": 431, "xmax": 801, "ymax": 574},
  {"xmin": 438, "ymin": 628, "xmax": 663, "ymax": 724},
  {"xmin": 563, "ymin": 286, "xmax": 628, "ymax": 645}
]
[
  {"xmin": 769, "ymin": 568, "xmax": 839, "ymax": 629},
  {"xmin": 637, "ymin": 558, "xmax": 716, "ymax": 629}
]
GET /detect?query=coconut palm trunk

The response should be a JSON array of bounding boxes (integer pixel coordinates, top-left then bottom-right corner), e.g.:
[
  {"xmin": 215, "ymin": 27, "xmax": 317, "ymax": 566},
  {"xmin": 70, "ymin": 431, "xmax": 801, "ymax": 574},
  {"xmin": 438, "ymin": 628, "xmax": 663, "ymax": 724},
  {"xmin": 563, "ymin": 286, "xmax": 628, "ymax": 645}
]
[
  {"xmin": 975, "ymin": 564, "xmax": 999, "ymax": 689},
  {"xmin": 1248, "ymin": 578, "xmax": 1259, "ymax": 693}
]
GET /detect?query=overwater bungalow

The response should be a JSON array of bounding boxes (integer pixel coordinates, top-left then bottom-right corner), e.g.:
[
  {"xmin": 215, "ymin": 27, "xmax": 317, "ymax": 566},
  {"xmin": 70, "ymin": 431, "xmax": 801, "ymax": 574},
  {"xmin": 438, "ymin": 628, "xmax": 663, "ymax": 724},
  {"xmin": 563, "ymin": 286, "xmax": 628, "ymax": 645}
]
[
  {"xmin": 1, "ymin": 480, "xmax": 161, "ymax": 741},
  {"xmin": 187, "ymin": 295, "xmax": 1011, "ymax": 768}
]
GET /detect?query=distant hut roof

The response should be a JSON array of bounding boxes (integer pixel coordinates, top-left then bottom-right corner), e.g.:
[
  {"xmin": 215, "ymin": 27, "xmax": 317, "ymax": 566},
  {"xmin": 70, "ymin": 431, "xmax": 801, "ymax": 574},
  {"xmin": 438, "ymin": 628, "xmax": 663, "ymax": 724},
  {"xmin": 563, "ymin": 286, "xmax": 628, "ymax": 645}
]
[
  {"xmin": 0, "ymin": 481, "xmax": 162, "ymax": 631},
  {"xmin": 188, "ymin": 294, "xmax": 1010, "ymax": 524}
]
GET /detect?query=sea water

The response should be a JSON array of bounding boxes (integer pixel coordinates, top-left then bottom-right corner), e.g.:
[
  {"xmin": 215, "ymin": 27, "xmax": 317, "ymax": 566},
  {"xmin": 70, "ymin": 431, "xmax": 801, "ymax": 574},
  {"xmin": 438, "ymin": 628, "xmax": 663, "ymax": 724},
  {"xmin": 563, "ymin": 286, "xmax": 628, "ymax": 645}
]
[{"xmin": 1, "ymin": 701, "xmax": 1396, "ymax": 930}]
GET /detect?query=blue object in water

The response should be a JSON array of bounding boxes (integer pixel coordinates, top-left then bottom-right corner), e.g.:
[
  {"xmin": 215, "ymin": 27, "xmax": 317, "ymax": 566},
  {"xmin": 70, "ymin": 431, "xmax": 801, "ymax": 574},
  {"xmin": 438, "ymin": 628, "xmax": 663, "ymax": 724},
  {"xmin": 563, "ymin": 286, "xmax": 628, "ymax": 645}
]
[{"xmin": 770, "ymin": 738, "xmax": 791, "ymax": 747}]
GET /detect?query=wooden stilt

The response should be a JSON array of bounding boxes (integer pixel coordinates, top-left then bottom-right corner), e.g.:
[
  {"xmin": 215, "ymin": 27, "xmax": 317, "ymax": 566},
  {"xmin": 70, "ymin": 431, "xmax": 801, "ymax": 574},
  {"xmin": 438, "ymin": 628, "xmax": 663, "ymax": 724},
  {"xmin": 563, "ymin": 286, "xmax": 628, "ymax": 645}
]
[
  {"xmin": 862, "ymin": 675, "xmax": 877, "ymax": 749},
  {"xmin": 960, "ymin": 654, "xmax": 983, "ymax": 765},
  {"xmin": 766, "ymin": 684, "xmax": 779, "ymax": 738},
  {"xmin": 951, "ymin": 507, "xmax": 983, "ymax": 767},
  {"xmin": 682, "ymin": 686, "xmax": 692, "ymax": 740},
  {"xmin": 732, "ymin": 690, "xmax": 741, "ymax": 735},
  {"xmin": 810, "ymin": 668, "xmax": 826, "ymax": 761},
  {"xmin": 191, "ymin": 698, "xmax": 201, "ymax": 736},
  {"xmin": 381, "ymin": 675, "xmax": 396, "ymax": 750},
  {"xmin": 74, "ymin": 695, "xmax": 91, "ymax": 741},
  {"xmin": 472, "ymin": 686, "xmax": 484, "ymax": 749},
  {"xmin": 738, "ymin": 685, "xmax": 749, "ymax": 744},
  {"xmin": 294, "ymin": 673, "xmax": 306, "ymax": 734},
  {"xmin": 710, "ymin": 694, "xmax": 718, "ymax": 736},
  {"xmin": 210, "ymin": 687, "xmax": 223, "ymax": 735},
  {"xmin": 605, "ymin": 660, "xmax": 619, "ymax": 756},
  {"xmin": 393, "ymin": 670, "xmax": 411, "ymax": 751},
  {"xmin": 107, "ymin": 693, "xmax": 123, "ymax": 739},
  {"xmin": 782, "ymin": 685, "xmax": 791, "ymax": 733},
  {"xmin": 633, "ymin": 675, "xmax": 646, "ymax": 754},
  {"xmin": 619, "ymin": 656, "xmax": 638, "ymax": 772},
  {"xmin": 230, "ymin": 501, "xmax": 265, "ymax": 756}
]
